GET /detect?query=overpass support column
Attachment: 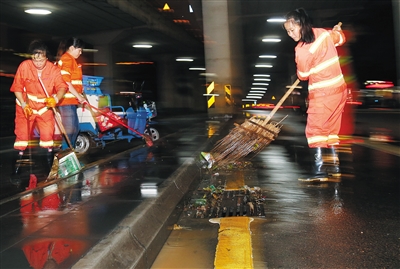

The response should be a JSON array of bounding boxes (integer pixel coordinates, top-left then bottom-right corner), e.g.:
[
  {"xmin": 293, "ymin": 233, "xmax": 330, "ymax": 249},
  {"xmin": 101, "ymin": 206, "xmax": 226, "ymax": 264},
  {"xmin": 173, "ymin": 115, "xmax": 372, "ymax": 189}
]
[{"xmin": 201, "ymin": 0, "xmax": 244, "ymax": 117}]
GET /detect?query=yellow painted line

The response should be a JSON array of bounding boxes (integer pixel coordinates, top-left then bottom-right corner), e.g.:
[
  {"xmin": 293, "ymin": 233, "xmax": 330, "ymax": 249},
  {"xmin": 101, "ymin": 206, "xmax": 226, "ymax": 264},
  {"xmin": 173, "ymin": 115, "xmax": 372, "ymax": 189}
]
[
  {"xmin": 225, "ymin": 171, "xmax": 245, "ymax": 191},
  {"xmin": 210, "ymin": 217, "xmax": 254, "ymax": 269}
]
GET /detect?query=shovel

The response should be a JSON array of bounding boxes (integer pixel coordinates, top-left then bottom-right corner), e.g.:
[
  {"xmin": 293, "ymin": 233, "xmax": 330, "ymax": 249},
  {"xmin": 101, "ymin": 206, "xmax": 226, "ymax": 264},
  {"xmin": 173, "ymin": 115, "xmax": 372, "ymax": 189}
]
[{"xmin": 38, "ymin": 77, "xmax": 81, "ymax": 181}]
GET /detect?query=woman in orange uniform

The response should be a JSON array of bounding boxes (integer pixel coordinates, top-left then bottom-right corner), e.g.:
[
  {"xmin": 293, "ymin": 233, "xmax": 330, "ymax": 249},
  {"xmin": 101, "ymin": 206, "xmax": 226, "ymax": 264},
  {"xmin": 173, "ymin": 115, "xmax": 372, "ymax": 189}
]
[
  {"xmin": 56, "ymin": 37, "xmax": 87, "ymax": 150},
  {"xmin": 283, "ymin": 9, "xmax": 347, "ymax": 181},
  {"xmin": 10, "ymin": 39, "xmax": 67, "ymax": 177}
]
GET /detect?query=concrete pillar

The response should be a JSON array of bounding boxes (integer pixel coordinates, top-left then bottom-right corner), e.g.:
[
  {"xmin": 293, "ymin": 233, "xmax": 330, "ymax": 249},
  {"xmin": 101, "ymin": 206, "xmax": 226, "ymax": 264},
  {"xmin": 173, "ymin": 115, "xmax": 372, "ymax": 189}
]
[{"xmin": 201, "ymin": 0, "xmax": 244, "ymax": 116}]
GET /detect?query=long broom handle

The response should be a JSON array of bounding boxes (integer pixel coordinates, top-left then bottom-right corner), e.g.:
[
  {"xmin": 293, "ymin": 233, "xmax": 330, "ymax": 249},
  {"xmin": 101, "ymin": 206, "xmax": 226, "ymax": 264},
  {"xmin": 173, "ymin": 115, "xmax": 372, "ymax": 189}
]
[
  {"xmin": 88, "ymin": 103, "xmax": 145, "ymax": 138},
  {"xmin": 263, "ymin": 22, "xmax": 342, "ymax": 124},
  {"xmin": 263, "ymin": 22, "xmax": 342, "ymax": 123},
  {"xmin": 38, "ymin": 77, "xmax": 74, "ymax": 149},
  {"xmin": 263, "ymin": 79, "xmax": 300, "ymax": 123}
]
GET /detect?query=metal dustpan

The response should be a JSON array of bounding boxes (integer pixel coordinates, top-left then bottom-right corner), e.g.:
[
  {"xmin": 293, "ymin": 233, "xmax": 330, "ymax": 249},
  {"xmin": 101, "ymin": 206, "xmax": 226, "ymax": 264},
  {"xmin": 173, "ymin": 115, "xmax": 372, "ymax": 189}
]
[{"xmin": 56, "ymin": 149, "xmax": 81, "ymax": 178}]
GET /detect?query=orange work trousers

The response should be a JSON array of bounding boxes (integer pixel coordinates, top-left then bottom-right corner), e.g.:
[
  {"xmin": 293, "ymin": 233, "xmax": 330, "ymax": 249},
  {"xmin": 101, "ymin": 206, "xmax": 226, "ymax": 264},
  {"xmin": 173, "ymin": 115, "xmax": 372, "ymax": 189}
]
[
  {"xmin": 306, "ymin": 89, "xmax": 347, "ymax": 148},
  {"xmin": 14, "ymin": 106, "xmax": 55, "ymax": 151}
]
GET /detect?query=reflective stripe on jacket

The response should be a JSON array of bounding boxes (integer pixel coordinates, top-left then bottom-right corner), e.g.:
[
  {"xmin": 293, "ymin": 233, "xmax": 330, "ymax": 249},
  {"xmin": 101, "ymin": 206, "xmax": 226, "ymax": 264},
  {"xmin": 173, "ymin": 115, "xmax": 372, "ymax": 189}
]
[
  {"xmin": 57, "ymin": 53, "xmax": 83, "ymax": 106},
  {"xmin": 10, "ymin": 60, "xmax": 67, "ymax": 111},
  {"xmin": 295, "ymin": 28, "xmax": 346, "ymax": 92},
  {"xmin": 16, "ymin": 98, "xmax": 49, "ymax": 115}
]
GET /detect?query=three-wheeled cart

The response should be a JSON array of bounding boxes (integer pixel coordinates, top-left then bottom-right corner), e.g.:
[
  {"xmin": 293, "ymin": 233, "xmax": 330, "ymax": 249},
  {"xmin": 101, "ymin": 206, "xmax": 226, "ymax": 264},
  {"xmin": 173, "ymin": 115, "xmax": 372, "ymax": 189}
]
[{"xmin": 75, "ymin": 76, "xmax": 159, "ymax": 155}]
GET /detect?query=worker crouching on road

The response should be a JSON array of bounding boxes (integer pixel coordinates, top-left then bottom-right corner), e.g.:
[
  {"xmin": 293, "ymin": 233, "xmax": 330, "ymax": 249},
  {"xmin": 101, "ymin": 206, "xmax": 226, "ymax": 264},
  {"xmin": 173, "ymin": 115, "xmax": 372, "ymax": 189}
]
[
  {"xmin": 10, "ymin": 39, "xmax": 67, "ymax": 179},
  {"xmin": 56, "ymin": 37, "xmax": 87, "ymax": 151},
  {"xmin": 283, "ymin": 9, "xmax": 347, "ymax": 182}
]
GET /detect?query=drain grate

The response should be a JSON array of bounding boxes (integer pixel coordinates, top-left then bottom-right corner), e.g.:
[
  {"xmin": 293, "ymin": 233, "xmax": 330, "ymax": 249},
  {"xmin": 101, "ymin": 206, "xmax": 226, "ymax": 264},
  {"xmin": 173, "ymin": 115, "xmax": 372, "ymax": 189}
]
[{"xmin": 190, "ymin": 190, "xmax": 265, "ymax": 219}]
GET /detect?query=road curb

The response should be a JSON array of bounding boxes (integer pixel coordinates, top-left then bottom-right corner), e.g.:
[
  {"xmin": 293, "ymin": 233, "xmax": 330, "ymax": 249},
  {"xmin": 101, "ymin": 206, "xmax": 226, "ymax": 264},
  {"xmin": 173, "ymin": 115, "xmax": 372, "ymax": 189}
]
[{"xmin": 72, "ymin": 120, "xmax": 229, "ymax": 269}]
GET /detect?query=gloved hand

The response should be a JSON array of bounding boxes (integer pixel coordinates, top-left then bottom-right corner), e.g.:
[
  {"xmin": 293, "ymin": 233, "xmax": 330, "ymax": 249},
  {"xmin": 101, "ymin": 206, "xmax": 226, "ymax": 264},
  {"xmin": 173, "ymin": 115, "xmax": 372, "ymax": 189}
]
[
  {"xmin": 78, "ymin": 99, "xmax": 89, "ymax": 112},
  {"xmin": 22, "ymin": 104, "xmax": 33, "ymax": 118},
  {"xmin": 79, "ymin": 99, "xmax": 88, "ymax": 106},
  {"xmin": 45, "ymin": 96, "xmax": 57, "ymax": 108}
]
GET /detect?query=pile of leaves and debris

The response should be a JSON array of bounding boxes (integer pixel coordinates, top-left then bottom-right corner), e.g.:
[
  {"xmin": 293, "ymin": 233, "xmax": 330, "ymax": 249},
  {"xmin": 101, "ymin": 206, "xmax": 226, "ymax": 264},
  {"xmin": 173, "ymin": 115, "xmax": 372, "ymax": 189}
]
[
  {"xmin": 211, "ymin": 161, "xmax": 254, "ymax": 172},
  {"xmin": 189, "ymin": 153, "xmax": 268, "ymax": 218},
  {"xmin": 198, "ymin": 152, "xmax": 254, "ymax": 171},
  {"xmin": 184, "ymin": 181, "xmax": 267, "ymax": 219}
]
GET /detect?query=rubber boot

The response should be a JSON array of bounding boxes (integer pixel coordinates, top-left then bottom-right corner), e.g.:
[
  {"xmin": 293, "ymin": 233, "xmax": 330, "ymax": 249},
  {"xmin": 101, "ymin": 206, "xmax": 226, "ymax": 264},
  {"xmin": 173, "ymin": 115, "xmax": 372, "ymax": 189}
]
[
  {"xmin": 298, "ymin": 147, "xmax": 329, "ymax": 182},
  {"xmin": 46, "ymin": 148, "xmax": 59, "ymax": 181},
  {"xmin": 39, "ymin": 148, "xmax": 55, "ymax": 177},
  {"xmin": 45, "ymin": 148, "xmax": 55, "ymax": 176},
  {"xmin": 326, "ymin": 146, "xmax": 341, "ymax": 177}
]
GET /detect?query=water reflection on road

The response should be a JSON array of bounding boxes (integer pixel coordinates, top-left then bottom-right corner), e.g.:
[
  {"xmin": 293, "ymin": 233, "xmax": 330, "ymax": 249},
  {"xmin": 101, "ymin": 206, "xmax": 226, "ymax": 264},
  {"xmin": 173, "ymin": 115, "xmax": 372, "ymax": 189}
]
[{"xmin": 0, "ymin": 137, "xmax": 182, "ymax": 269}]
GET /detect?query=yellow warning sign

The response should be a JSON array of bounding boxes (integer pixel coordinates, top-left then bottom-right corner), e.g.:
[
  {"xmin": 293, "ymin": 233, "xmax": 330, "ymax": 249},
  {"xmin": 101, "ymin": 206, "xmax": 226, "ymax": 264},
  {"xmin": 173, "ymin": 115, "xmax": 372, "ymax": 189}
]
[
  {"xmin": 272, "ymin": 96, "xmax": 276, "ymax": 100},
  {"xmin": 162, "ymin": 3, "xmax": 170, "ymax": 10},
  {"xmin": 207, "ymin": 81, "xmax": 215, "ymax": 94},
  {"xmin": 208, "ymin": 95, "xmax": 215, "ymax": 108},
  {"xmin": 206, "ymin": 81, "xmax": 215, "ymax": 108},
  {"xmin": 224, "ymin": 84, "xmax": 232, "ymax": 106}
]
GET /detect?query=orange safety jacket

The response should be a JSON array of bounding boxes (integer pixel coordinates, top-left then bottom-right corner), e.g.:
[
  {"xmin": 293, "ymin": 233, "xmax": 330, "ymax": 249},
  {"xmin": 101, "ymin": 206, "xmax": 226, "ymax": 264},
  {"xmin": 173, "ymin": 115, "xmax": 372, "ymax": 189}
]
[
  {"xmin": 11, "ymin": 60, "xmax": 66, "ymax": 113},
  {"xmin": 10, "ymin": 60, "xmax": 68, "ymax": 150},
  {"xmin": 295, "ymin": 28, "xmax": 347, "ymax": 148},
  {"xmin": 295, "ymin": 28, "xmax": 346, "ymax": 92},
  {"xmin": 57, "ymin": 52, "xmax": 83, "ymax": 106}
]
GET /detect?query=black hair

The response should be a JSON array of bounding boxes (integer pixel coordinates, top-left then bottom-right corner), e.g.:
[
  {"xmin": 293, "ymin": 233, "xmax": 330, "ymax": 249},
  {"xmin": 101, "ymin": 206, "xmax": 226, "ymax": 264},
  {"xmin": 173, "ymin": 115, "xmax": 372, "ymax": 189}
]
[
  {"xmin": 56, "ymin": 37, "xmax": 84, "ymax": 59},
  {"xmin": 28, "ymin": 39, "xmax": 48, "ymax": 57},
  {"xmin": 284, "ymin": 8, "xmax": 315, "ymax": 44}
]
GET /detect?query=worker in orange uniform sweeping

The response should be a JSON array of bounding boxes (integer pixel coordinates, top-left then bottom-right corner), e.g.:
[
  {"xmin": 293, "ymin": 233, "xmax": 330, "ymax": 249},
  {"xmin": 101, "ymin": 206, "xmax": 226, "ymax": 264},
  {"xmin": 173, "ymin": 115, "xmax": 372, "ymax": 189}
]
[
  {"xmin": 283, "ymin": 9, "xmax": 347, "ymax": 182},
  {"xmin": 10, "ymin": 39, "xmax": 67, "ymax": 183}
]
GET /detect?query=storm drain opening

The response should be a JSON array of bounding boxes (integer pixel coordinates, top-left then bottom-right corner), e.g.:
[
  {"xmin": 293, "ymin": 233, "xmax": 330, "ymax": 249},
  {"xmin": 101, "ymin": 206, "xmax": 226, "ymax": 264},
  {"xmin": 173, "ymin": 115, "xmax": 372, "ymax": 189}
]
[
  {"xmin": 186, "ymin": 160, "xmax": 266, "ymax": 219},
  {"xmin": 187, "ymin": 189, "xmax": 266, "ymax": 219}
]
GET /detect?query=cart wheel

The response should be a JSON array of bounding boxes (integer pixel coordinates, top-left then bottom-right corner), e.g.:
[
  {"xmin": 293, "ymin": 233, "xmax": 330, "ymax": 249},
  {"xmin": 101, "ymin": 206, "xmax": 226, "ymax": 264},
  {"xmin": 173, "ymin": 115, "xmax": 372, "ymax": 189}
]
[
  {"xmin": 144, "ymin": 127, "xmax": 160, "ymax": 141},
  {"xmin": 75, "ymin": 133, "xmax": 92, "ymax": 155}
]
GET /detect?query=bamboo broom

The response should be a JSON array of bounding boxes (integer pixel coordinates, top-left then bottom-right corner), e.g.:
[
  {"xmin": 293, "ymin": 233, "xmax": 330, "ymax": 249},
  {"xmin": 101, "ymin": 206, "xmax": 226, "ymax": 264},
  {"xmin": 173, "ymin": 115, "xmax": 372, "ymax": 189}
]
[
  {"xmin": 211, "ymin": 22, "xmax": 343, "ymax": 166},
  {"xmin": 211, "ymin": 79, "xmax": 300, "ymax": 166}
]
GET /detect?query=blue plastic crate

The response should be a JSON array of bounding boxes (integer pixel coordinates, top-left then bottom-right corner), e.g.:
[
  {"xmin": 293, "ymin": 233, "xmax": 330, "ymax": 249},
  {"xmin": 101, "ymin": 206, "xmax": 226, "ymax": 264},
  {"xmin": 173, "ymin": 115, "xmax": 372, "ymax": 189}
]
[
  {"xmin": 83, "ymin": 87, "xmax": 103, "ymax": 95},
  {"xmin": 82, "ymin": 75, "xmax": 104, "ymax": 87}
]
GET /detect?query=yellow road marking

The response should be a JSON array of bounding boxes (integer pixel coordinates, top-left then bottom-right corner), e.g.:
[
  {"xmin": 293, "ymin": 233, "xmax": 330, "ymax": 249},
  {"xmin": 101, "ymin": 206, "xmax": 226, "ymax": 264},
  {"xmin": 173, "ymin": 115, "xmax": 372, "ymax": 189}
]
[
  {"xmin": 225, "ymin": 171, "xmax": 245, "ymax": 191},
  {"xmin": 210, "ymin": 217, "xmax": 254, "ymax": 269}
]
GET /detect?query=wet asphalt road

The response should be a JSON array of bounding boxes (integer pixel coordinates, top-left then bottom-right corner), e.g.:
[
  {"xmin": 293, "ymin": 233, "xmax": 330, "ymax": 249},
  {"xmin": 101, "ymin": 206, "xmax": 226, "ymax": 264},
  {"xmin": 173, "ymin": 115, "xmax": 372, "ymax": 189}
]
[
  {"xmin": 0, "ymin": 111, "xmax": 399, "ymax": 269},
  {"xmin": 0, "ymin": 114, "xmax": 212, "ymax": 269},
  {"xmin": 151, "ymin": 110, "xmax": 400, "ymax": 269},
  {"xmin": 152, "ymin": 139, "xmax": 400, "ymax": 269}
]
